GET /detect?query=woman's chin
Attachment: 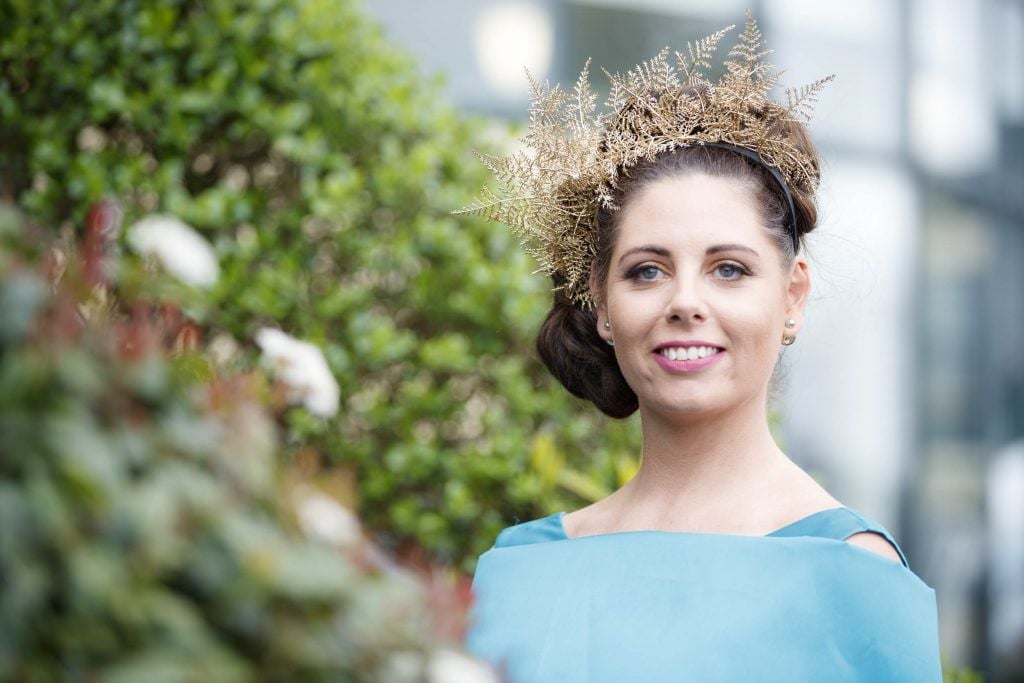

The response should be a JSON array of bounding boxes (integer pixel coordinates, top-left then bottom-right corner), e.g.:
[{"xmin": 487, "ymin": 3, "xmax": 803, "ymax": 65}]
[{"xmin": 640, "ymin": 393, "xmax": 731, "ymax": 420}]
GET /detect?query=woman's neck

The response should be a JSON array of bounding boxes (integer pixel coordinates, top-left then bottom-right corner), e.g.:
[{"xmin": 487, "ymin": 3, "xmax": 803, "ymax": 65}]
[{"xmin": 613, "ymin": 394, "xmax": 793, "ymax": 530}]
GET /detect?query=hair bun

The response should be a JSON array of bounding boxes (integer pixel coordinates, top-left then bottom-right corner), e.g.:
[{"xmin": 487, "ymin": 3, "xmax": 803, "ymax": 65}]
[{"xmin": 535, "ymin": 287, "xmax": 638, "ymax": 419}]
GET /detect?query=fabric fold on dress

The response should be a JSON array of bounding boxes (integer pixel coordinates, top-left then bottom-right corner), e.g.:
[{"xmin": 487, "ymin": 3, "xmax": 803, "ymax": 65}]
[{"xmin": 466, "ymin": 507, "xmax": 941, "ymax": 683}]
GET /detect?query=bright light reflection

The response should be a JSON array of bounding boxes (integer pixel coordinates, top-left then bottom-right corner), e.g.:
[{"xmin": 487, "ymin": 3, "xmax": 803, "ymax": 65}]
[
  {"xmin": 474, "ymin": 2, "xmax": 554, "ymax": 100},
  {"xmin": 908, "ymin": 72, "xmax": 996, "ymax": 176}
]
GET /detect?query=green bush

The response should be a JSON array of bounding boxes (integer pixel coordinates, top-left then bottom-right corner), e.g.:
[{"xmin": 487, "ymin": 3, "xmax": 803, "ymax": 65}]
[
  {"xmin": 0, "ymin": 0, "xmax": 639, "ymax": 574},
  {"xmin": 0, "ymin": 210, "xmax": 462, "ymax": 681}
]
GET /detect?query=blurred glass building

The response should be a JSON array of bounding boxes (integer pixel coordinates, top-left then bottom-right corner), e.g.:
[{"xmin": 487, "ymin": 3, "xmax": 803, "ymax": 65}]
[{"xmin": 365, "ymin": 0, "xmax": 1024, "ymax": 677}]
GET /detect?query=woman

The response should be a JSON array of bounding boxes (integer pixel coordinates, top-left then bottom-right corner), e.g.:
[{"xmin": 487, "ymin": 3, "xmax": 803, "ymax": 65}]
[{"xmin": 459, "ymin": 11, "xmax": 941, "ymax": 682}]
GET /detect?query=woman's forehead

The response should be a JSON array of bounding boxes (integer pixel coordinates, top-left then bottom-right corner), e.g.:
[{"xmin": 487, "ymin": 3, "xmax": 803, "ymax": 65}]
[{"xmin": 615, "ymin": 174, "xmax": 769, "ymax": 252}]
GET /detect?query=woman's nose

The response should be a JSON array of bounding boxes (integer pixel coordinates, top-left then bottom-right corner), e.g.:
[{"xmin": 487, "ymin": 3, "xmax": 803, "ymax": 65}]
[{"xmin": 664, "ymin": 272, "xmax": 709, "ymax": 322}]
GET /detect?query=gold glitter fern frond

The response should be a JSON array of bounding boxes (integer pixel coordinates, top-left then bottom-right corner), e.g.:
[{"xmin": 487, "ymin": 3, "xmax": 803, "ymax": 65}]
[{"xmin": 453, "ymin": 8, "xmax": 835, "ymax": 309}]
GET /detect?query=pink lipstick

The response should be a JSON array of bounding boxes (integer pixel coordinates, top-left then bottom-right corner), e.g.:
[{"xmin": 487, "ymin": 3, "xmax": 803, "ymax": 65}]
[{"xmin": 652, "ymin": 342, "xmax": 726, "ymax": 373}]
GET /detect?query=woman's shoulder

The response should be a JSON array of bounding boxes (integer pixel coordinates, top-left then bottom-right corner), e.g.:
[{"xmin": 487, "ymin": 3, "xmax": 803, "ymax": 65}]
[
  {"xmin": 491, "ymin": 511, "xmax": 566, "ymax": 548},
  {"xmin": 773, "ymin": 503, "xmax": 911, "ymax": 568},
  {"xmin": 833, "ymin": 506, "xmax": 909, "ymax": 567},
  {"xmin": 769, "ymin": 464, "xmax": 906, "ymax": 564},
  {"xmin": 845, "ymin": 528, "xmax": 905, "ymax": 563},
  {"xmin": 487, "ymin": 503, "xmax": 911, "ymax": 568}
]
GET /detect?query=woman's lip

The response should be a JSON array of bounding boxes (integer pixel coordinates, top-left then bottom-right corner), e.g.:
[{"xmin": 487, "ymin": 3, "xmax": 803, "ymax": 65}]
[
  {"xmin": 653, "ymin": 340, "xmax": 723, "ymax": 350},
  {"xmin": 652, "ymin": 349, "xmax": 726, "ymax": 372}
]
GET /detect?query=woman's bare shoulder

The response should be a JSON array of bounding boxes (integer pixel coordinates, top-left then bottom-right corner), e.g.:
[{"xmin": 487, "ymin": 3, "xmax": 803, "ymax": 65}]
[
  {"xmin": 775, "ymin": 464, "xmax": 904, "ymax": 562},
  {"xmin": 844, "ymin": 531, "xmax": 904, "ymax": 563}
]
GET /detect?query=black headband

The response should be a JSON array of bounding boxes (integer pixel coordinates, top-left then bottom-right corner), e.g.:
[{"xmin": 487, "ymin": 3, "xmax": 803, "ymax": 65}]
[{"xmin": 701, "ymin": 141, "xmax": 801, "ymax": 254}]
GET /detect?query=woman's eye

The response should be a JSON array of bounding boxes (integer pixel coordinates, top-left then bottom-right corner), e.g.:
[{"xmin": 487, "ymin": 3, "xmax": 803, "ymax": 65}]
[
  {"xmin": 714, "ymin": 262, "xmax": 750, "ymax": 280},
  {"xmin": 630, "ymin": 264, "xmax": 665, "ymax": 281}
]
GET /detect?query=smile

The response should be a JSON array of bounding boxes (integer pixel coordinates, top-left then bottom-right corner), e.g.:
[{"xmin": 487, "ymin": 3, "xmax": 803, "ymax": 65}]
[
  {"xmin": 658, "ymin": 345, "xmax": 722, "ymax": 361},
  {"xmin": 652, "ymin": 345, "xmax": 726, "ymax": 372}
]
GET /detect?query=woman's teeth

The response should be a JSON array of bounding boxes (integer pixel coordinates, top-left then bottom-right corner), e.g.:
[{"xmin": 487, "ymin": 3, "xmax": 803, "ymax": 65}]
[{"xmin": 659, "ymin": 346, "xmax": 721, "ymax": 361}]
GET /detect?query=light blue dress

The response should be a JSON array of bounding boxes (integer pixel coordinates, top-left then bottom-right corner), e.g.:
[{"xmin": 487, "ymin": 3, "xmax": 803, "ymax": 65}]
[{"xmin": 466, "ymin": 506, "xmax": 941, "ymax": 682}]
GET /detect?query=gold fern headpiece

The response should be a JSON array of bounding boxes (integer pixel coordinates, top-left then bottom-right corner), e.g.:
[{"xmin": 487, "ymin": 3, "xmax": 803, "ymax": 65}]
[{"xmin": 454, "ymin": 9, "xmax": 834, "ymax": 309}]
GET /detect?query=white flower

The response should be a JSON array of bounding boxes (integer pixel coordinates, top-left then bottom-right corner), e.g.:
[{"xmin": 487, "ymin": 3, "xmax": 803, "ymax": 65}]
[
  {"xmin": 126, "ymin": 214, "xmax": 219, "ymax": 288},
  {"xmin": 426, "ymin": 648, "xmax": 500, "ymax": 683},
  {"xmin": 293, "ymin": 484, "xmax": 361, "ymax": 546},
  {"xmin": 381, "ymin": 650, "xmax": 426, "ymax": 683},
  {"xmin": 208, "ymin": 332, "xmax": 240, "ymax": 366},
  {"xmin": 254, "ymin": 327, "xmax": 340, "ymax": 417}
]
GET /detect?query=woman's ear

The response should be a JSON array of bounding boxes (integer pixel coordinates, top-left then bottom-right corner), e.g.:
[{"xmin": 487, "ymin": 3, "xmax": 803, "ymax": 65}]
[
  {"xmin": 589, "ymin": 263, "xmax": 612, "ymax": 343},
  {"xmin": 784, "ymin": 257, "xmax": 811, "ymax": 334}
]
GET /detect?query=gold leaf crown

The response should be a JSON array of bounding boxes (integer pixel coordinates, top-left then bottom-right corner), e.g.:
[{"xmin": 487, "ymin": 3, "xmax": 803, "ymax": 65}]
[{"xmin": 454, "ymin": 9, "xmax": 834, "ymax": 309}]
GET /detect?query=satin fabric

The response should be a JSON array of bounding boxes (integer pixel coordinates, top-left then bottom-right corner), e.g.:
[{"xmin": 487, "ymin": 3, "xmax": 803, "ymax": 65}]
[{"xmin": 466, "ymin": 507, "xmax": 941, "ymax": 682}]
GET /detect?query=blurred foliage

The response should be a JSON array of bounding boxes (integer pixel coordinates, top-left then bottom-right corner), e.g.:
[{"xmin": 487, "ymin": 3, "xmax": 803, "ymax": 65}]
[
  {"xmin": 0, "ymin": 212, "xmax": 464, "ymax": 682},
  {"xmin": 942, "ymin": 662, "xmax": 986, "ymax": 683},
  {"xmin": 0, "ymin": 0, "xmax": 640, "ymax": 574}
]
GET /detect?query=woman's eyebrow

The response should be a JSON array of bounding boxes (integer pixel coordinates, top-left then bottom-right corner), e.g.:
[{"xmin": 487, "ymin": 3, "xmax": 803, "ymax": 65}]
[
  {"xmin": 617, "ymin": 245, "xmax": 670, "ymax": 266},
  {"xmin": 617, "ymin": 243, "xmax": 759, "ymax": 266},
  {"xmin": 706, "ymin": 243, "xmax": 760, "ymax": 257}
]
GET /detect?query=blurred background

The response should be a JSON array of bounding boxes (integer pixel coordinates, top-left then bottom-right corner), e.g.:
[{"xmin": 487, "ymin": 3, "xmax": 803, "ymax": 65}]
[
  {"xmin": 365, "ymin": 0, "xmax": 1023, "ymax": 678},
  {"xmin": 0, "ymin": 0, "xmax": 1019, "ymax": 680}
]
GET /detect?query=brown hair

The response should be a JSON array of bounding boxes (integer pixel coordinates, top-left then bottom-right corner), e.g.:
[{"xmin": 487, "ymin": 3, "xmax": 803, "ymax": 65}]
[{"xmin": 536, "ymin": 121, "xmax": 821, "ymax": 419}]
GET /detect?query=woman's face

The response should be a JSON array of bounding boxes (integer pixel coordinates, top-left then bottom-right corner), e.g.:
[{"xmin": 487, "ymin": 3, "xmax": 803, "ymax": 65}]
[{"xmin": 593, "ymin": 173, "xmax": 811, "ymax": 420}]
